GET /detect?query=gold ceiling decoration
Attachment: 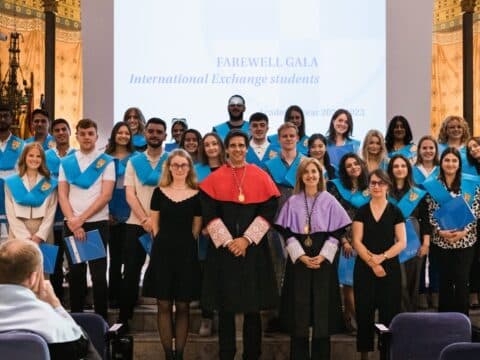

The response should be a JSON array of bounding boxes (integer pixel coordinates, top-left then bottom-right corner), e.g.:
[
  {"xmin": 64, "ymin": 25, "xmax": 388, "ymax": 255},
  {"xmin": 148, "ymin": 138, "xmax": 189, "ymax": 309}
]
[{"xmin": 0, "ymin": 0, "xmax": 81, "ymax": 30}]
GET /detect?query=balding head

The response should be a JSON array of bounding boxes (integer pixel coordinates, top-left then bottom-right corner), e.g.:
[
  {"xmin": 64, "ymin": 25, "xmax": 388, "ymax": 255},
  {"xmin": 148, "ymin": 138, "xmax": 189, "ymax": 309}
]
[{"xmin": 0, "ymin": 240, "xmax": 42, "ymax": 285}]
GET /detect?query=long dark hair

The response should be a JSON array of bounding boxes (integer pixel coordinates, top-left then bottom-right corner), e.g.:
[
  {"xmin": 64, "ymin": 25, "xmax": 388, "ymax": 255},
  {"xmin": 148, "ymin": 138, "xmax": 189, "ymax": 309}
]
[
  {"xmin": 105, "ymin": 122, "xmax": 134, "ymax": 155},
  {"xmin": 385, "ymin": 115, "xmax": 413, "ymax": 152},
  {"xmin": 466, "ymin": 136, "xmax": 480, "ymax": 171},
  {"xmin": 199, "ymin": 132, "xmax": 226, "ymax": 166},
  {"xmin": 387, "ymin": 154, "xmax": 414, "ymax": 198},
  {"xmin": 338, "ymin": 153, "xmax": 368, "ymax": 191},
  {"xmin": 439, "ymin": 147, "xmax": 462, "ymax": 193},
  {"xmin": 327, "ymin": 109, "xmax": 353, "ymax": 144},
  {"xmin": 284, "ymin": 105, "xmax": 306, "ymax": 138},
  {"xmin": 307, "ymin": 133, "xmax": 335, "ymax": 179}
]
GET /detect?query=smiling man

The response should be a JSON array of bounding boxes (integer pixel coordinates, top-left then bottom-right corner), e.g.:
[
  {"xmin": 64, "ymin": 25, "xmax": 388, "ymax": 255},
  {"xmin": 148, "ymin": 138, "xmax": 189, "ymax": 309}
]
[
  {"xmin": 212, "ymin": 95, "xmax": 250, "ymax": 140},
  {"xmin": 199, "ymin": 129, "xmax": 280, "ymax": 360},
  {"xmin": 25, "ymin": 109, "xmax": 55, "ymax": 150}
]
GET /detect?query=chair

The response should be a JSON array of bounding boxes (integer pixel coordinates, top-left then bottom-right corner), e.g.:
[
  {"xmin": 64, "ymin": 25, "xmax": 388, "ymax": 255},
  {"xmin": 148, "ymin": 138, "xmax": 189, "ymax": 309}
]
[
  {"xmin": 439, "ymin": 342, "xmax": 480, "ymax": 360},
  {"xmin": 0, "ymin": 332, "xmax": 50, "ymax": 360},
  {"xmin": 71, "ymin": 312, "xmax": 109, "ymax": 359},
  {"xmin": 375, "ymin": 312, "xmax": 471, "ymax": 360}
]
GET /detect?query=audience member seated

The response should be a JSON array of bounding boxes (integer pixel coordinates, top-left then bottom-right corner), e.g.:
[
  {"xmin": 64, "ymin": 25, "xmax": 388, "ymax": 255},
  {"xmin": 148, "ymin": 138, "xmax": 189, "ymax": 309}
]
[{"xmin": 0, "ymin": 239, "xmax": 101, "ymax": 360}]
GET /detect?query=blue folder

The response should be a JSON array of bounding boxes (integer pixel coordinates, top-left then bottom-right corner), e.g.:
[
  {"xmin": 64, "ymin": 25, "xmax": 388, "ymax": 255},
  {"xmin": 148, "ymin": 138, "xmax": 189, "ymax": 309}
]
[
  {"xmin": 327, "ymin": 144, "xmax": 355, "ymax": 167},
  {"xmin": 39, "ymin": 243, "xmax": 59, "ymax": 274},
  {"xmin": 138, "ymin": 233, "xmax": 152, "ymax": 255},
  {"xmin": 64, "ymin": 229, "xmax": 106, "ymax": 264},
  {"xmin": 399, "ymin": 218, "xmax": 421, "ymax": 264},
  {"xmin": 338, "ymin": 252, "xmax": 356, "ymax": 286},
  {"xmin": 433, "ymin": 196, "xmax": 476, "ymax": 231}
]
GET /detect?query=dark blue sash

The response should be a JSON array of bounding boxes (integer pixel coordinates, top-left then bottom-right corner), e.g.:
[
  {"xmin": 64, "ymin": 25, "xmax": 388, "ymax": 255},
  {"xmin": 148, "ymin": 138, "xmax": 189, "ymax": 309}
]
[
  {"xmin": 423, "ymin": 177, "xmax": 478, "ymax": 207},
  {"xmin": 0, "ymin": 136, "xmax": 23, "ymax": 171},
  {"xmin": 194, "ymin": 163, "xmax": 212, "ymax": 183},
  {"xmin": 265, "ymin": 153, "xmax": 303, "ymax": 188},
  {"xmin": 45, "ymin": 148, "xmax": 76, "ymax": 178},
  {"xmin": 132, "ymin": 134, "xmax": 146, "ymax": 149},
  {"xmin": 61, "ymin": 153, "xmax": 113, "ymax": 189},
  {"xmin": 25, "ymin": 134, "xmax": 55, "ymax": 150},
  {"xmin": 388, "ymin": 187, "xmax": 426, "ymax": 218},
  {"xmin": 388, "ymin": 143, "xmax": 417, "ymax": 160},
  {"xmin": 246, "ymin": 143, "xmax": 279, "ymax": 167},
  {"xmin": 330, "ymin": 178, "xmax": 371, "ymax": 208},
  {"xmin": 130, "ymin": 152, "xmax": 168, "ymax": 186},
  {"xmin": 213, "ymin": 121, "xmax": 250, "ymax": 140},
  {"xmin": 5, "ymin": 175, "xmax": 58, "ymax": 207}
]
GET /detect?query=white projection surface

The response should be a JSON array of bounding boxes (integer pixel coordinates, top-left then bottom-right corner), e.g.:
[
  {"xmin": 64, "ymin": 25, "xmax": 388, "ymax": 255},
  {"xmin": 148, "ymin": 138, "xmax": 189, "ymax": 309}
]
[{"xmin": 114, "ymin": 0, "xmax": 386, "ymax": 140}]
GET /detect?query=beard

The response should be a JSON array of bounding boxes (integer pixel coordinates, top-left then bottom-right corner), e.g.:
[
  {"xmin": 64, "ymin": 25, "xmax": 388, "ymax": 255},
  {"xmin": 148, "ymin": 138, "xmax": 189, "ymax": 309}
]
[
  {"xmin": 228, "ymin": 110, "xmax": 244, "ymax": 122},
  {"xmin": 147, "ymin": 140, "xmax": 162, "ymax": 149}
]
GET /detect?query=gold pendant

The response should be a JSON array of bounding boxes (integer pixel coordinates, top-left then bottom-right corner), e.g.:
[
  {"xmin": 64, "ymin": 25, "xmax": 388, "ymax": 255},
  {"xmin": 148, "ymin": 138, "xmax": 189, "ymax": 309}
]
[
  {"xmin": 238, "ymin": 193, "xmax": 245, "ymax": 202},
  {"xmin": 304, "ymin": 236, "xmax": 313, "ymax": 248},
  {"xmin": 304, "ymin": 224, "xmax": 309, "ymax": 234}
]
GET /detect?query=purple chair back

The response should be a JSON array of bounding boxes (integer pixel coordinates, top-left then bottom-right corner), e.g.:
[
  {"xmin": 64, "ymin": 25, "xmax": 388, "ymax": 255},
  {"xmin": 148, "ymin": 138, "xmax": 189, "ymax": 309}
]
[
  {"xmin": 0, "ymin": 332, "xmax": 50, "ymax": 359},
  {"xmin": 71, "ymin": 312, "xmax": 108, "ymax": 359},
  {"xmin": 389, "ymin": 312, "xmax": 471, "ymax": 360},
  {"xmin": 439, "ymin": 342, "xmax": 480, "ymax": 360}
]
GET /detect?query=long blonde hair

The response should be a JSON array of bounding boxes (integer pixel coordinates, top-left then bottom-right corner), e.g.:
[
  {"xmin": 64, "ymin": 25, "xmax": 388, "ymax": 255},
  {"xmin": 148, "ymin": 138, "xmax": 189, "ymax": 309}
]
[
  {"xmin": 159, "ymin": 149, "xmax": 198, "ymax": 189},
  {"xmin": 361, "ymin": 129, "xmax": 387, "ymax": 164},
  {"xmin": 293, "ymin": 158, "xmax": 325, "ymax": 194},
  {"xmin": 17, "ymin": 143, "xmax": 50, "ymax": 179}
]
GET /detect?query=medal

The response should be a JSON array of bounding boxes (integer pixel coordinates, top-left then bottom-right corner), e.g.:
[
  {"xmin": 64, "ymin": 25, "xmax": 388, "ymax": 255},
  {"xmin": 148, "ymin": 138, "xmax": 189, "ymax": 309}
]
[
  {"xmin": 304, "ymin": 236, "xmax": 313, "ymax": 248},
  {"xmin": 231, "ymin": 164, "xmax": 247, "ymax": 203},
  {"xmin": 238, "ymin": 193, "xmax": 245, "ymax": 202},
  {"xmin": 304, "ymin": 224, "xmax": 309, "ymax": 234}
]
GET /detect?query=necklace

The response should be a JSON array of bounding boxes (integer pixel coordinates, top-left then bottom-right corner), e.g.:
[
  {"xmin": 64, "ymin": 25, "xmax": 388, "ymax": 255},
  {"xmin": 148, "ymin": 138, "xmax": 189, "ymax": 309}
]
[
  {"xmin": 303, "ymin": 191, "xmax": 320, "ymax": 247},
  {"xmin": 231, "ymin": 165, "xmax": 247, "ymax": 202}
]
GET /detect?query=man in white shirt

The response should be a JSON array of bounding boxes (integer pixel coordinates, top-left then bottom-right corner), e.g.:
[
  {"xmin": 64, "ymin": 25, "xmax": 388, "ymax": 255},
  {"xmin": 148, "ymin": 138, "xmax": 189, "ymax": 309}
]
[
  {"xmin": 58, "ymin": 118, "xmax": 115, "ymax": 319},
  {"xmin": 0, "ymin": 239, "xmax": 100, "ymax": 360},
  {"xmin": 118, "ymin": 117, "xmax": 168, "ymax": 327},
  {"xmin": 246, "ymin": 112, "xmax": 279, "ymax": 167}
]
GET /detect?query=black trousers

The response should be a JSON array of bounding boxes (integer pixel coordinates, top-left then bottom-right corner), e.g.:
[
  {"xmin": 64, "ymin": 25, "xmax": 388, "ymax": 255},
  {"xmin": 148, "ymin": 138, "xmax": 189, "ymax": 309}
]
[
  {"xmin": 400, "ymin": 256, "xmax": 422, "ymax": 312},
  {"xmin": 50, "ymin": 227, "xmax": 65, "ymax": 301},
  {"xmin": 119, "ymin": 224, "xmax": 147, "ymax": 322},
  {"xmin": 108, "ymin": 222, "xmax": 127, "ymax": 303},
  {"xmin": 290, "ymin": 337, "xmax": 330, "ymax": 360},
  {"xmin": 218, "ymin": 312, "xmax": 261, "ymax": 360},
  {"xmin": 436, "ymin": 244, "xmax": 475, "ymax": 315},
  {"xmin": 65, "ymin": 220, "xmax": 109, "ymax": 320}
]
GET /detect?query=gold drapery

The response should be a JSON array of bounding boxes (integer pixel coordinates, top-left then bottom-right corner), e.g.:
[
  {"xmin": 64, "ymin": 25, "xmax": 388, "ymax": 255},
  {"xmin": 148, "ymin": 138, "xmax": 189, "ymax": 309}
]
[{"xmin": 0, "ymin": 4, "xmax": 82, "ymax": 134}]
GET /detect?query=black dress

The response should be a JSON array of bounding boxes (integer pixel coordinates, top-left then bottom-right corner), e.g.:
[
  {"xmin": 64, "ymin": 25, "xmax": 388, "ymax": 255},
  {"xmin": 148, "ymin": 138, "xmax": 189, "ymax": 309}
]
[
  {"xmin": 142, "ymin": 188, "xmax": 201, "ymax": 301},
  {"xmin": 353, "ymin": 202, "xmax": 404, "ymax": 352}
]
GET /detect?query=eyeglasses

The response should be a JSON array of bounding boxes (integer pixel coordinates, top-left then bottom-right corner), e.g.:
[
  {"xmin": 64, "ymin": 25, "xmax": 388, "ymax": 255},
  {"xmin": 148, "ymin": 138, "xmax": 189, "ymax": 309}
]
[
  {"xmin": 369, "ymin": 180, "xmax": 387, "ymax": 188},
  {"xmin": 171, "ymin": 118, "xmax": 188, "ymax": 126},
  {"xmin": 170, "ymin": 163, "xmax": 190, "ymax": 170},
  {"xmin": 228, "ymin": 103, "xmax": 244, "ymax": 108}
]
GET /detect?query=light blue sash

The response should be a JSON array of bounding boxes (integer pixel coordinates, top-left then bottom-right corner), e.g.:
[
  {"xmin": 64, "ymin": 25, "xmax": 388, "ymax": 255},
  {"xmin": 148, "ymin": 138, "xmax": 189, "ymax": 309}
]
[
  {"xmin": 194, "ymin": 163, "xmax": 212, "ymax": 183},
  {"xmin": 388, "ymin": 143, "xmax": 417, "ymax": 160},
  {"xmin": 61, "ymin": 153, "xmax": 113, "ymax": 189},
  {"xmin": 388, "ymin": 187, "xmax": 426, "ymax": 218},
  {"xmin": 412, "ymin": 165, "xmax": 439, "ymax": 186},
  {"xmin": 114, "ymin": 152, "xmax": 137, "ymax": 178},
  {"xmin": 213, "ymin": 121, "xmax": 250, "ymax": 140},
  {"xmin": 25, "ymin": 134, "xmax": 55, "ymax": 150},
  {"xmin": 132, "ymin": 134, "xmax": 146, "ymax": 149},
  {"xmin": 330, "ymin": 178, "xmax": 371, "ymax": 208},
  {"xmin": 423, "ymin": 177, "xmax": 477, "ymax": 207},
  {"xmin": 0, "ymin": 136, "xmax": 23, "ymax": 171},
  {"xmin": 45, "ymin": 148, "xmax": 76, "ymax": 178},
  {"xmin": 297, "ymin": 135, "xmax": 309, "ymax": 155},
  {"xmin": 130, "ymin": 152, "xmax": 168, "ymax": 186},
  {"xmin": 5, "ymin": 175, "xmax": 58, "ymax": 207},
  {"xmin": 165, "ymin": 142, "xmax": 179, "ymax": 152},
  {"xmin": 265, "ymin": 153, "xmax": 303, "ymax": 188},
  {"xmin": 246, "ymin": 143, "xmax": 279, "ymax": 167}
]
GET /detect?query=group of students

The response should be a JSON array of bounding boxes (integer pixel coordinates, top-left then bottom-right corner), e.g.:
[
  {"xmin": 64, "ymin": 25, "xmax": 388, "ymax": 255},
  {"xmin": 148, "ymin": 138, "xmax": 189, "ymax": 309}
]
[{"xmin": 0, "ymin": 95, "xmax": 480, "ymax": 360}]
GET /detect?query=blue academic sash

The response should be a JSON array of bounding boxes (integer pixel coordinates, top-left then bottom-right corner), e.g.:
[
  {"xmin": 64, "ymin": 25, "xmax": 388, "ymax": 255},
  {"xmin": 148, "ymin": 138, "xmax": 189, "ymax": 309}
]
[
  {"xmin": 412, "ymin": 165, "xmax": 439, "ymax": 187},
  {"xmin": 246, "ymin": 143, "xmax": 279, "ymax": 167},
  {"xmin": 165, "ymin": 142, "xmax": 179, "ymax": 152},
  {"xmin": 330, "ymin": 178, "xmax": 371, "ymax": 208},
  {"xmin": 130, "ymin": 151, "xmax": 168, "ymax": 186},
  {"xmin": 132, "ymin": 134, "xmax": 146, "ymax": 149},
  {"xmin": 109, "ymin": 153, "xmax": 137, "ymax": 222},
  {"xmin": 194, "ymin": 163, "xmax": 212, "ymax": 183},
  {"xmin": 268, "ymin": 134, "xmax": 310, "ymax": 155},
  {"xmin": 25, "ymin": 134, "xmax": 55, "ymax": 150},
  {"xmin": 0, "ymin": 135, "xmax": 23, "ymax": 171},
  {"xmin": 388, "ymin": 187, "xmax": 426, "ymax": 218},
  {"xmin": 213, "ymin": 121, "xmax": 250, "ymax": 140},
  {"xmin": 5, "ymin": 174, "xmax": 58, "ymax": 207},
  {"xmin": 327, "ymin": 142, "xmax": 356, "ymax": 167},
  {"xmin": 388, "ymin": 143, "xmax": 417, "ymax": 160},
  {"xmin": 265, "ymin": 153, "xmax": 303, "ymax": 188},
  {"xmin": 61, "ymin": 153, "xmax": 113, "ymax": 189},
  {"xmin": 45, "ymin": 148, "xmax": 76, "ymax": 178},
  {"xmin": 423, "ymin": 177, "xmax": 478, "ymax": 207}
]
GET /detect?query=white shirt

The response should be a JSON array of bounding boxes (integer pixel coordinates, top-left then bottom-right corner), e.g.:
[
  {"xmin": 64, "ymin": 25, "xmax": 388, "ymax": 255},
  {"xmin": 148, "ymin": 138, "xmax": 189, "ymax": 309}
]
[
  {"xmin": 249, "ymin": 139, "xmax": 269, "ymax": 161},
  {"xmin": 58, "ymin": 149, "xmax": 115, "ymax": 222},
  {"xmin": 4, "ymin": 174, "xmax": 57, "ymax": 241}
]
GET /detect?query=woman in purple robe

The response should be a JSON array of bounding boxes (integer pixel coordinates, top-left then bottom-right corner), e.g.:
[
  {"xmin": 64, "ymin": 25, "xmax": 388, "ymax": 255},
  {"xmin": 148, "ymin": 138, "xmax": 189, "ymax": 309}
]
[{"xmin": 275, "ymin": 158, "xmax": 351, "ymax": 360}]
